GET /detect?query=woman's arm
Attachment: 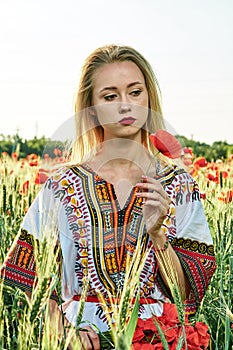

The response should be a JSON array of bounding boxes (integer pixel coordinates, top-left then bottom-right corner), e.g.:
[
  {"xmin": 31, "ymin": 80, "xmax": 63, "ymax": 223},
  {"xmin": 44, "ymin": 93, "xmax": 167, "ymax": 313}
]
[
  {"xmin": 49, "ymin": 299, "xmax": 101, "ymax": 350},
  {"xmin": 149, "ymin": 229, "xmax": 191, "ymax": 300},
  {"xmin": 136, "ymin": 175, "xmax": 190, "ymax": 300},
  {"xmin": 25, "ymin": 292, "xmax": 101, "ymax": 350}
]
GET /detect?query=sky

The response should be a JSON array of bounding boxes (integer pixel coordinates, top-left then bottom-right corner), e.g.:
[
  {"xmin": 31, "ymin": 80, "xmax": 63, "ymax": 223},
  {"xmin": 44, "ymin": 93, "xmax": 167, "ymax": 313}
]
[{"xmin": 0, "ymin": 0, "xmax": 232, "ymax": 145}]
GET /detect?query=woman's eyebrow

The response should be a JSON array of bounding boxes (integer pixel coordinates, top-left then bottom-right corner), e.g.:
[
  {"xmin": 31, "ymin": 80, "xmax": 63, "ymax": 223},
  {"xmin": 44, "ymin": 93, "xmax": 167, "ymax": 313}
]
[
  {"xmin": 127, "ymin": 81, "xmax": 143, "ymax": 88},
  {"xmin": 99, "ymin": 86, "xmax": 117, "ymax": 93},
  {"xmin": 99, "ymin": 81, "xmax": 143, "ymax": 93}
]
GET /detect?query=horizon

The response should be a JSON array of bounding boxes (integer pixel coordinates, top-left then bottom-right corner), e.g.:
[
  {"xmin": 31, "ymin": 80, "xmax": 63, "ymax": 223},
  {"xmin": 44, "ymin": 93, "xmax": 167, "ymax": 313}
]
[{"xmin": 0, "ymin": 129, "xmax": 232, "ymax": 146}]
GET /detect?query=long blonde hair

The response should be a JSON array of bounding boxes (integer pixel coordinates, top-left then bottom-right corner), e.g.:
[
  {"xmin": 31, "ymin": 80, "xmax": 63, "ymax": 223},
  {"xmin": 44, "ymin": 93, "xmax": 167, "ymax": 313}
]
[{"xmin": 70, "ymin": 44, "xmax": 165, "ymax": 164}]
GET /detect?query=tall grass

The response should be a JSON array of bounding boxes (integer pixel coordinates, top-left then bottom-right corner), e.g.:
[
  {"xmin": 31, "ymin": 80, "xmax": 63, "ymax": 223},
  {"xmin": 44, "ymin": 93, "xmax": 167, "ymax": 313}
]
[
  {"xmin": 0, "ymin": 154, "xmax": 232, "ymax": 349},
  {"xmin": 195, "ymin": 165, "xmax": 233, "ymax": 349}
]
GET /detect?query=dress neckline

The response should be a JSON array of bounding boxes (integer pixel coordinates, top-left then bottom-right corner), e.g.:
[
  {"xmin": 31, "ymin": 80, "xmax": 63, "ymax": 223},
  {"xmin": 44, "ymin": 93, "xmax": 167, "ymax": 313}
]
[{"xmin": 79, "ymin": 163, "xmax": 139, "ymax": 211}]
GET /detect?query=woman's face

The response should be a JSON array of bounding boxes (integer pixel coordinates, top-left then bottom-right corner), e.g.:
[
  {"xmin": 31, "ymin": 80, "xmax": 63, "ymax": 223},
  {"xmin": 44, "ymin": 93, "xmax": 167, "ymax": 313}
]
[{"xmin": 91, "ymin": 61, "xmax": 149, "ymax": 142}]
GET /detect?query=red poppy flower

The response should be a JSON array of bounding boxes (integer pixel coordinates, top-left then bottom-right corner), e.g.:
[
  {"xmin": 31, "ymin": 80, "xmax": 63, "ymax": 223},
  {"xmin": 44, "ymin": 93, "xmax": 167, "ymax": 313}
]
[
  {"xmin": 11, "ymin": 152, "xmax": 18, "ymax": 161},
  {"xmin": 193, "ymin": 157, "xmax": 208, "ymax": 168},
  {"xmin": 132, "ymin": 303, "xmax": 210, "ymax": 349},
  {"xmin": 153, "ymin": 344, "xmax": 164, "ymax": 349},
  {"xmin": 35, "ymin": 169, "xmax": 49, "ymax": 185},
  {"xmin": 26, "ymin": 153, "xmax": 38, "ymax": 160},
  {"xmin": 163, "ymin": 326, "xmax": 177, "ymax": 342},
  {"xmin": 133, "ymin": 343, "xmax": 155, "ymax": 350},
  {"xmin": 29, "ymin": 160, "xmax": 39, "ymax": 167},
  {"xmin": 221, "ymin": 171, "xmax": 228, "ymax": 179},
  {"xmin": 149, "ymin": 130, "xmax": 182, "ymax": 159},
  {"xmin": 200, "ymin": 192, "xmax": 206, "ymax": 200},
  {"xmin": 218, "ymin": 189, "xmax": 233, "ymax": 203},
  {"xmin": 185, "ymin": 325, "xmax": 200, "ymax": 345},
  {"xmin": 194, "ymin": 322, "xmax": 210, "ymax": 348},
  {"xmin": 206, "ymin": 173, "xmax": 218, "ymax": 183},
  {"xmin": 132, "ymin": 327, "xmax": 145, "ymax": 342},
  {"xmin": 183, "ymin": 147, "xmax": 193, "ymax": 157},
  {"xmin": 1, "ymin": 151, "xmax": 9, "ymax": 157},
  {"xmin": 142, "ymin": 317, "xmax": 157, "ymax": 332},
  {"xmin": 43, "ymin": 154, "xmax": 51, "ymax": 160},
  {"xmin": 207, "ymin": 162, "xmax": 219, "ymax": 171},
  {"xmin": 19, "ymin": 180, "xmax": 29, "ymax": 195},
  {"xmin": 53, "ymin": 148, "xmax": 62, "ymax": 157}
]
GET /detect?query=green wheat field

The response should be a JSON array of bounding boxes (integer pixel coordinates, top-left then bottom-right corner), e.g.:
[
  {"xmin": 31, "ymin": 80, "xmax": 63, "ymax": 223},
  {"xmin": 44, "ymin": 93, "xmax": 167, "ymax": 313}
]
[{"xmin": 0, "ymin": 152, "xmax": 232, "ymax": 349}]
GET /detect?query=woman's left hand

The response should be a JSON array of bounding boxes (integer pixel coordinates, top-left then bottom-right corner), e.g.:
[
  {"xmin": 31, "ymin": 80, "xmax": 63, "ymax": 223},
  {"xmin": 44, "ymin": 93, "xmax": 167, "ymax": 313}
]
[
  {"xmin": 78, "ymin": 326, "xmax": 100, "ymax": 350},
  {"xmin": 136, "ymin": 175, "xmax": 170, "ymax": 238}
]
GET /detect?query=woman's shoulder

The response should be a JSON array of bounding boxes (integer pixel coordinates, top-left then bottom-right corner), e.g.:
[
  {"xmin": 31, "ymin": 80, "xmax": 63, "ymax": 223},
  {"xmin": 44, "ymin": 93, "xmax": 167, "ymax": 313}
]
[
  {"xmin": 48, "ymin": 163, "xmax": 85, "ymax": 179},
  {"xmin": 42, "ymin": 164, "xmax": 84, "ymax": 189},
  {"xmin": 157, "ymin": 161, "xmax": 194, "ymax": 184}
]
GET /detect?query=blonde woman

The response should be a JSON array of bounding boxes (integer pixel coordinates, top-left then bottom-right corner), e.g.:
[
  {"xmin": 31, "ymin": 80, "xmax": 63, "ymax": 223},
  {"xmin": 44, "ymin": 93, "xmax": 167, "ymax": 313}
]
[{"xmin": 1, "ymin": 45, "xmax": 216, "ymax": 349}]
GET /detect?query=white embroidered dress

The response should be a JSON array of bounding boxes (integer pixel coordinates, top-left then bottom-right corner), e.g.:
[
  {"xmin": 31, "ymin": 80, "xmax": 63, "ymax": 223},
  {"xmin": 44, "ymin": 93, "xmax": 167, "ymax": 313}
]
[{"xmin": 2, "ymin": 164, "xmax": 216, "ymax": 332}]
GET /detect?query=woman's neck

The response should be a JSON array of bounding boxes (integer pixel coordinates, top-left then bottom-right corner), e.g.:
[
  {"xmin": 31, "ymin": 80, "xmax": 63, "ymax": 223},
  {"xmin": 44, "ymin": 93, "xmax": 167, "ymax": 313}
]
[
  {"xmin": 84, "ymin": 138, "xmax": 155, "ymax": 191},
  {"xmin": 92, "ymin": 138, "xmax": 150, "ymax": 172}
]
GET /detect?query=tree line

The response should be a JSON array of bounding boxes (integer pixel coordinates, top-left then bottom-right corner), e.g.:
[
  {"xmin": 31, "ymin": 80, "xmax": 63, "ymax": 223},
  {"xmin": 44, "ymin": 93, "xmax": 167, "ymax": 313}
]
[{"xmin": 0, "ymin": 133, "xmax": 232, "ymax": 162}]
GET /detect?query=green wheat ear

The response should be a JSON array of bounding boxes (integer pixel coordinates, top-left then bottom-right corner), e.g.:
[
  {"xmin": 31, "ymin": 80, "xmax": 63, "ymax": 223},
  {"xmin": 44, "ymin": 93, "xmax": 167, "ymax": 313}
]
[
  {"xmin": 171, "ymin": 283, "xmax": 185, "ymax": 326},
  {"xmin": 30, "ymin": 277, "xmax": 50, "ymax": 323},
  {"xmin": 152, "ymin": 317, "xmax": 169, "ymax": 350},
  {"xmin": 75, "ymin": 276, "xmax": 89, "ymax": 331},
  {"xmin": 119, "ymin": 288, "xmax": 130, "ymax": 330},
  {"xmin": 152, "ymin": 247, "xmax": 189, "ymax": 349},
  {"xmin": 92, "ymin": 237, "xmax": 150, "ymax": 349}
]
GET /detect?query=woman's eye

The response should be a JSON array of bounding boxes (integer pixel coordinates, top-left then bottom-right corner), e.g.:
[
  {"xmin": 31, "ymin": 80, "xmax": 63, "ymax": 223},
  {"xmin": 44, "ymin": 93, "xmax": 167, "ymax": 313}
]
[
  {"xmin": 130, "ymin": 89, "xmax": 142, "ymax": 96},
  {"xmin": 104, "ymin": 94, "xmax": 117, "ymax": 101}
]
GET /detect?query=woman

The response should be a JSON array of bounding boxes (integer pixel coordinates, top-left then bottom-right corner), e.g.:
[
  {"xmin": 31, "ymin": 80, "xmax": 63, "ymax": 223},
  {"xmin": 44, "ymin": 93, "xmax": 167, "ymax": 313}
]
[{"xmin": 1, "ymin": 45, "xmax": 216, "ymax": 349}]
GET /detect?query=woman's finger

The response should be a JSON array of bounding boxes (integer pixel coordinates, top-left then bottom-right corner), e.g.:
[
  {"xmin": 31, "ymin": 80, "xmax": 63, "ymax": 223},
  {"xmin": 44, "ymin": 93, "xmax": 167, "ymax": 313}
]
[
  {"xmin": 136, "ymin": 190, "xmax": 170, "ymax": 204},
  {"xmin": 137, "ymin": 178, "xmax": 168, "ymax": 199},
  {"xmin": 79, "ymin": 331, "xmax": 92, "ymax": 350},
  {"xmin": 79, "ymin": 327, "xmax": 100, "ymax": 350}
]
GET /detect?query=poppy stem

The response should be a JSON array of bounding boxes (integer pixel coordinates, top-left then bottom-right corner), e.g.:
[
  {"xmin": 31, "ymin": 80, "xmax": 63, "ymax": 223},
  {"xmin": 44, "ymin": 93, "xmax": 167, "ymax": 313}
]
[{"xmin": 145, "ymin": 151, "xmax": 160, "ymax": 177}]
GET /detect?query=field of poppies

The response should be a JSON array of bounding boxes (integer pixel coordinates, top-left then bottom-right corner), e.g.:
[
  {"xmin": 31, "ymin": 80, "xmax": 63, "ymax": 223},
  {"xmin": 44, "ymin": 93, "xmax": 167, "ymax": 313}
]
[{"xmin": 0, "ymin": 148, "xmax": 232, "ymax": 349}]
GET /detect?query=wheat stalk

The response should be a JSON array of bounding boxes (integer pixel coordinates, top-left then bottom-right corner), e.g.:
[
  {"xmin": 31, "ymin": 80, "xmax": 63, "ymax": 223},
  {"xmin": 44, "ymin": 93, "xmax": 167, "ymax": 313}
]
[
  {"xmin": 154, "ymin": 249, "xmax": 188, "ymax": 349},
  {"xmin": 95, "ymin": 239, "xmax": 151, "ymax": 349}
]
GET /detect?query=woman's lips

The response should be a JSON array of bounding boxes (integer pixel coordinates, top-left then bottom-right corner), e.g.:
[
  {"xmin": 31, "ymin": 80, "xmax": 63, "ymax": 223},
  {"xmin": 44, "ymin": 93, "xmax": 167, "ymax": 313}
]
[{"xmin": 119, "ymin": 117, "xmax": 136, "ymax": 125}]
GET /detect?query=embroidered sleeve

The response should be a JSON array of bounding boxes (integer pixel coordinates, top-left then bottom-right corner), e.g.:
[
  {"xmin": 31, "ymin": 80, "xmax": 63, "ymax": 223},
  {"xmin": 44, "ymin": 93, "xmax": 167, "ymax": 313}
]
[
  {"xmin": 1, "ymin": 228, "xmax": 60, "ymax": 301},
  {"xmin": 158, "ymin": 166, "xmax": 217, "ymax": 314},
  {"xmin": 171, "ymin": 237, "xmax": 216, "ymax": 314},
  {"xmin": 1, "ymin": 229, "xmax": 37, "ymax": 294},
  {"xmin": 1, "ymin": 178, "xmax": 60, "ymax": 301},
  {"xmin": 174, "ymin": 171, "xmax": 216, "ymax": 314}
]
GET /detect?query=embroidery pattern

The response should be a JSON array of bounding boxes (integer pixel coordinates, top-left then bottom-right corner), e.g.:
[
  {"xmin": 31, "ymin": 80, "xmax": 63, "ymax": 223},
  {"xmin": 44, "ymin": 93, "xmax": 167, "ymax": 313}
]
[
  {"xmin": 73, "ymin": 165, "xmax": 152, "ymax": 295},
  {"xmin": 2, "ymin": 229, "xmax": 36, "ymax": 293},
  {"xmin": 171, "ymin": 237, "xmax": 215, "ymax": 256},
  {"xmin": 48, "ymin": 168, "xmax": 91, "ymax": 287},
  {"xmin": 172, "ymin": 238, "xmax": 216, "ymax": 314},
  {"xmin": 1, "ymin": 164, "xmax": 216, "ymax": 320}
]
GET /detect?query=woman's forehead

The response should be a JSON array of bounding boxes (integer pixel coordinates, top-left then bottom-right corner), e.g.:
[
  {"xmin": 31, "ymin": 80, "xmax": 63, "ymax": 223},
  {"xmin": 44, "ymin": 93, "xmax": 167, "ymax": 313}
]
[{"xmin": 92, "ymin": 61, "xmax": 145, "ymax": 90}]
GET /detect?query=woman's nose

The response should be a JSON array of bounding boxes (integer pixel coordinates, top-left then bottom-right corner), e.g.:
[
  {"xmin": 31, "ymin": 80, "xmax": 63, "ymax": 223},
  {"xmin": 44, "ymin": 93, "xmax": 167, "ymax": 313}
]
[{"xmin": 118, "ymin": 101, "xmax": 132, "ymax": 114}]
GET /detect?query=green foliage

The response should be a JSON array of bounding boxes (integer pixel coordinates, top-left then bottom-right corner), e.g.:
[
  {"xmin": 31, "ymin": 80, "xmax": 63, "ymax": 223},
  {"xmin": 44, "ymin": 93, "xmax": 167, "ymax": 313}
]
[
  {"xmin": 177, "ymin": 135, "xmax": 233, "ymax": 161},
  {"xmin": 1, "ymin": 133, "xmax": 233, "ymax": 161},
  {"xmin": 0, "ymin": 133, "xmax": 67, "ymax": 159},
  {"xmin": 194, "ymin": 169, "xmax": 233, "ymax": 349}
]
